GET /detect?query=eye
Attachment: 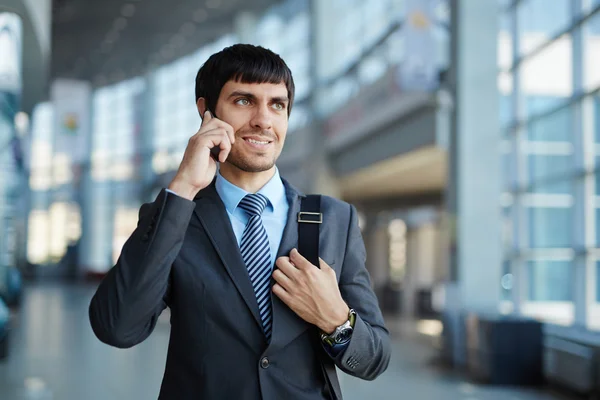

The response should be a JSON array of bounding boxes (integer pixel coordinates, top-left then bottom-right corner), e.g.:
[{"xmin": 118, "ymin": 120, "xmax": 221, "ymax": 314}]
[
  {"xmin": 236, "ymin": 98, "xmax": 250, "ymax": 106},
  {"xmin": 272, "ymin": 103, "xmax": 285, "ymax": 111}
]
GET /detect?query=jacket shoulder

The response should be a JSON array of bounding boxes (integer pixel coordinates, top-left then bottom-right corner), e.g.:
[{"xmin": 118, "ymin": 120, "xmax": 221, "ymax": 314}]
[
  {"xmin": 308, "ymin": 194, "xmax": 356, "ymax": 222},
  {"xmin": 317, "ymin": 194, "xmax": 352, "ymax": 210}
]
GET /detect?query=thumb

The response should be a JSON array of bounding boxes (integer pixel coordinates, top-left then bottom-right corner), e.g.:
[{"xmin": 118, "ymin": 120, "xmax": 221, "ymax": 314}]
[
  {"xmin": 318, "ymin": 258, "xmax": 332, "ymax": 270},
  {"xmin": 202, "ymin": 110, "xmax": 213, "ymax": 126}
]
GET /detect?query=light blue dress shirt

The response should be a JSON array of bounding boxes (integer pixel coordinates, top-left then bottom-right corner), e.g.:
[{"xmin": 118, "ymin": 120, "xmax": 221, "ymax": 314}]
[{"xmin": 215, "ymin": 168, "xmax": 289, "ymax": 268}]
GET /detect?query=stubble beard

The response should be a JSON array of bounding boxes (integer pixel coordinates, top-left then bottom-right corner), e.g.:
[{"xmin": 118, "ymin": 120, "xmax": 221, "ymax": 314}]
[
  {"xmin": 226, "ymin": 142, "xmax": 279, "ymax": 173},
  {"xmin": 226, "ymin": 129, "xmax": 280, "ymax": 173}
]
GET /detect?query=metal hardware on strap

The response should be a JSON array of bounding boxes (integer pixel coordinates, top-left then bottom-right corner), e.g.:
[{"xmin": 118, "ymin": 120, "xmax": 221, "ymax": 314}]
[{"xmin": 297, "ymin": 211, "xmax": 323, "ymax": 224}]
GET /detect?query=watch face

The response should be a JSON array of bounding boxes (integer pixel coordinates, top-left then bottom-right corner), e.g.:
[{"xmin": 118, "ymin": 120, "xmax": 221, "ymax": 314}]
[{"xmin": 335, "ymin": 328, "xmax": 352, "ymax": 344}]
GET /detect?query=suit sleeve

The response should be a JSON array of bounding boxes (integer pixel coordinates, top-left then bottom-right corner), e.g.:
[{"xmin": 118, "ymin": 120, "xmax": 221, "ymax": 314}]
[
  {"xmin": 331, "ymin": 204, "xmax": 391, "ymax": 380},
  {"xmin": 88, "ymin": 189, "xmax": 196, "ymax": 348}
]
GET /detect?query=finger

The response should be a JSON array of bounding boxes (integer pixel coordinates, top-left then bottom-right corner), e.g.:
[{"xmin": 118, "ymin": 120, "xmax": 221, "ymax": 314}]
[
  {"xmin": 275, "ymin": 256, "xmax": 299, "ymax": 277},
  {"xmin": 192, "ymin": 130, "xmax": 231, "ymax": 162},
  {"xmin": 319, "ymin": 258, "xmax": 337, "ymax": 278},
  {"xmin": 199, "ymin": 116, "xmax": 234, "ymax": 142},
  {"xmin": 201, "ymin": 110, "xmax": 213, "ymax": 127},
  {"xmin": 208, "ymin": 119, "xmax": 235, "ymax": 144},
  {"xmin": 225, "ymin": 123, "xmax": 235, "ymax": 145},
  {"xmin": 289, "ymin": 248, "xmax": 314, "ymax": 270},
  {"xmin": 196, "ymin": 129, "xmax": 231, "ymax": 151},
  {"xmin": 272, "ymin": 283, "xmax": 291, "ymax": 303},
  {"xmin": 217, "ymin": 134, "xmax": 232, "ymax": 163},
  {"xmin": 191, "ymin": 124, "xmax": 225, "ymax": 141},
  {"xmin": 318, "ymin": 258, "xmax": 332, "ymax": 270},
  {"xmin": 272, "ymin": 268, "xmax": 293, "ymax": 291}
]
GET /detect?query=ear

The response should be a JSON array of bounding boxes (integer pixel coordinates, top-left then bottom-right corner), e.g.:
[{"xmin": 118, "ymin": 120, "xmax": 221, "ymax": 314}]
[{"xmin": 196, "ymin": 98, "xmax": 207, "ymax": 117}]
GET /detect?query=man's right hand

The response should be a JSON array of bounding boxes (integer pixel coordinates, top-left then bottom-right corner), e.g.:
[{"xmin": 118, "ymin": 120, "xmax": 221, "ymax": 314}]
[{"xmin": 167, "ymin": 111, "xmax": 235, "ymax": 200}]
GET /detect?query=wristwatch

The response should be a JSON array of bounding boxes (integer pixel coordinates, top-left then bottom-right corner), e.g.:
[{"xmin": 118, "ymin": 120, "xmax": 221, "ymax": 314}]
[{"xmin": 320, "ymin": 309, "xmax": 356, "ymax": 346}]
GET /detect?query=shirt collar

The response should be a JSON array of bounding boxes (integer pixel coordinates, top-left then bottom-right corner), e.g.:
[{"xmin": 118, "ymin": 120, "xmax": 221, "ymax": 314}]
[{"xmin": 215, "ymin": 168, "xmax": 285, "ymax": 214}]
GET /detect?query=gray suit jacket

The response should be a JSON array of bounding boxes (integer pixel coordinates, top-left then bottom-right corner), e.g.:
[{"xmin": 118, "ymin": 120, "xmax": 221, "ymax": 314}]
[{"xmin": 89, "ymin": 178, "xmax": 390, "ymax": 399}]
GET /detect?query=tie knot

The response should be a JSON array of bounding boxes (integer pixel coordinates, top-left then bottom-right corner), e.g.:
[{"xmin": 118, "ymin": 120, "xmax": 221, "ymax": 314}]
[{"xmin": 239, "ymin": 193, "xmax": 269, "ymax": 216}]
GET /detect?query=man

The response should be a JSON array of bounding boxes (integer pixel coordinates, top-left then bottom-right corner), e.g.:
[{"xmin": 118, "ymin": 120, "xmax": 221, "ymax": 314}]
[{"xmin": 89, "ymin": 44, "xmax": 390, "ymax": 400}]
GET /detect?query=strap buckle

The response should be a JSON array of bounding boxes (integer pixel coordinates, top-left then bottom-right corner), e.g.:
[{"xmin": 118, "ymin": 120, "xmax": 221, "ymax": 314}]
[{"xmin": 297, "ymin": 212, "xmax": 322, "ymax": 224}]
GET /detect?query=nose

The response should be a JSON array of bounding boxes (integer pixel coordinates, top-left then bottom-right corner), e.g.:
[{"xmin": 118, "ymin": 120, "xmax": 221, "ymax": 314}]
[{"xmin": 250, "ymin": 103, "xmax": 272, "ymax": 131}]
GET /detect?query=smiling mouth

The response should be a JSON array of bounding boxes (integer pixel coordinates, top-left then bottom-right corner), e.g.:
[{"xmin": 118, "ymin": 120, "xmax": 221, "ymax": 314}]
[{"xmin": 242, "ymin": 137, "xmax": 274, "ymax": 147}]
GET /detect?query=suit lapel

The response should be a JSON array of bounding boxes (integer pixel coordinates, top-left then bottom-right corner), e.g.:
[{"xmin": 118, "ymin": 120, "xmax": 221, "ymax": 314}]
[
  {"xmin": 193, "ymin": 183, "xmax": 263, "ymax": 333},
  {"xmin": 192, "ymin": 178, "xmax": 312, "ymax": 350},
  {"xmin": 269, "ymin": 180, "xmax": 311, "ymax": 351}
]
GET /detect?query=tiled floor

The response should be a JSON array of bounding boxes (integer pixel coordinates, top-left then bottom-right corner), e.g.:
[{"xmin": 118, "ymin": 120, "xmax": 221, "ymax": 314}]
[{"xmin": 0, "ymin": 283, "xmax": 576, "ymax": 400}]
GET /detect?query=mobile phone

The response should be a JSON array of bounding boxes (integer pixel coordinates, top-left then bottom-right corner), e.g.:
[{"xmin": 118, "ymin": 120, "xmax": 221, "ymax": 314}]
[
  {"xmin": 210, "ymin": 146, "xmax": 221, "ymax": 161},
  {"xmin": 203, "ymin": 108, "xmax": 221, "ymax": 161}
]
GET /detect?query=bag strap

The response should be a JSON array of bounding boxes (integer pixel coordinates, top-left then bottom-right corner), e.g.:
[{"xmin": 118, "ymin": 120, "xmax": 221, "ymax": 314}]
[
  {"xmin": 298, "ymin": 194, "xmax": 322, "ymax": 268},
  {"xmin": 297, "ymin": 195, "xmax": 342, "ymax": 400}
]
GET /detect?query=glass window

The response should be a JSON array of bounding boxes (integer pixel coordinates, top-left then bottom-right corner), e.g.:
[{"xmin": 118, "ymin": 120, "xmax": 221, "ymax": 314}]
[
  {"xmin": 528, "ymin": 153, "xmax": 573, "ymax": 182},
  {"xmin": 501, "ymin": 205, "xmax": 514, "ymax": 250},
  {"xmin": 527, "ymin": 260, "xmax": 572, "ymax": 301},
  {"xmin": 153, "ymin": 56, "xmax": 202, "ymax": 154},
  {"xmin": 358, "ymin": 52, "xmax": 388, "ymax": 85},
  {"xmin": 386, "ymin": 30, "xmax": 404, "ymax": 65},
  {"xmin": 520, "ymin": 35, "xmax": 573, "ymax": 117},
  {"xmin": 591, "ymin": 96, "xmax": 600, "ymax": 144},
  {"xmin": 501, "ymin": 147, "xmax": 514, "ymax": 190},
  {"xmin": 498, "ymin": 12, "xmax": 513, "ymax": 70},
  {"xmin": 501, "ymin": 260, "xmax": 513, "ymax": 302},
  {"xmin": 92, "ymin": 77, "xmax": 144, "ymax": 181},
  {"xmin": 527, "ymin": 204, "xmax": 572, "ymax": 248},
  {"xmin": 529, "ymin": 179, "xmax": 573, "ymax": 195},
  {"xmin": 517, "ymin": 0, "xmax": 572, "ymax": 56},
  {"xmin": 29, "ymin": 103, "xmax": 54, "ymax": 192},
  {"xmin": 499, "ymin": 93, "xmax": 513, "ymax": 128},
  {"xmin": 593, "ymin": 159, "xmax": 600, "ymax": 195},
  {"xmin": 595, "ymin": 210, "xmax": 600, "ymax": 247},
  {"xmin": 255, "ymin": 1, "xmax": 311, "ymax": 103},
  {"xmin": 325, "ymin": 0, "xmax": 396, "ymax": 79},
  {"xmin": 583, "ymin": 12, "xmax": 600, "ymax": 91},
  {"xmin": 596, "ymin": 262, "xmax": 600, "ymax": 302},
  {"xmin": 582, "ymin": 0, "xmax": 600, "ymax": 14},
  {"xmin": 526, "ymin": 106, "xmax": 572, "ymax": 142}
]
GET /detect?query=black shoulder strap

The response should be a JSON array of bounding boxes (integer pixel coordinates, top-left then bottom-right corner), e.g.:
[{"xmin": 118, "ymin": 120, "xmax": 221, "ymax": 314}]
[
  {"xmin": 298, "ymin": 195, "xmax": 342, "ymax": 400},
  {"xmin": 298, "ymin": 195, "xmax": 322, "ymax": 268}
]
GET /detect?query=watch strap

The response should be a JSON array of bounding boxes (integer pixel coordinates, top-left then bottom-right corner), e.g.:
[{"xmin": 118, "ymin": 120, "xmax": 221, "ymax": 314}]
[{"xmin": 321, "ymin": 309, "xmax": 356, "ymax": 346}]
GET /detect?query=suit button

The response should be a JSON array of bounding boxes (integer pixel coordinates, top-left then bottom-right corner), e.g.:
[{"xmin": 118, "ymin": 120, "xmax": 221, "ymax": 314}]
[
  {"xmin": 260, "ymin": 357, "xmax": 270, "ymax": 369},
  {"xmin": 142, "ymin": 234, "xmax": 150, "ymax": 242}
]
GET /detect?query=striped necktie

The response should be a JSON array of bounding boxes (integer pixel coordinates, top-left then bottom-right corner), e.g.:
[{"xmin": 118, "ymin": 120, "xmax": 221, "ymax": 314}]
[{"xmin": 238, "ymin": 193, "xmax": 273, "ymax": 342}]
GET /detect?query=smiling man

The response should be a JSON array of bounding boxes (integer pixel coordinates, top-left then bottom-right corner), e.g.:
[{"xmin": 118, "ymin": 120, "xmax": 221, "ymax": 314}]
[{"xmin": 89, "ymin": 44, "xmax": 390, "ymax": 400}]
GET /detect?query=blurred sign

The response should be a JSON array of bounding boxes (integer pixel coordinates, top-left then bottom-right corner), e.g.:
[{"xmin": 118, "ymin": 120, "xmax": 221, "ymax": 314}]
[
  {"xmin": 0, "ymin": 13, "xmax": 22, "ymax": 95},
  {"xmin": 397, "ymin": 0, "xmax": 438, "ymax": 91},
  {"xmin": 51, "ymin": 79, "xmax": 92, "ymax": 165}
]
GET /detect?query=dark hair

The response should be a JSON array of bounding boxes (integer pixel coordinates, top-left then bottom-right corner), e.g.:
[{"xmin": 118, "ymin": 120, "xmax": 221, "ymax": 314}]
[{"xmin": 195, "ymin": 44, "xmax": 295, "ymax": 117}]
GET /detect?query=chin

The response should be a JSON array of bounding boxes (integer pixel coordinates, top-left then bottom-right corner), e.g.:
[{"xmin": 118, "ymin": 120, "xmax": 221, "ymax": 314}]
[{"xmin": 227, "ymin": 155, "xmax": 276, "ymax": 173}]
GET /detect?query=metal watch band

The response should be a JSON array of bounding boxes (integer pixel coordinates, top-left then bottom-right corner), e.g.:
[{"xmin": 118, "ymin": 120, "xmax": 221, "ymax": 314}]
[{"xmin": 321, "ymin": 309, "xmax": 356, "ymax": 346}]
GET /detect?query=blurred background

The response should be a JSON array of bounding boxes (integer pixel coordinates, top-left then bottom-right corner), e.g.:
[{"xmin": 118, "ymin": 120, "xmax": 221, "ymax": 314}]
[{"xmin": 0, "ymin": 0, "xmax": 598, "ymax": 399}]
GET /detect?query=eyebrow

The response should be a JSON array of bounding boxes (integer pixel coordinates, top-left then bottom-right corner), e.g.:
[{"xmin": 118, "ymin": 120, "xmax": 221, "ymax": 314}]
[{"xmin": 227, "ymin": 90, "xmax": 289, "ymax": 104}]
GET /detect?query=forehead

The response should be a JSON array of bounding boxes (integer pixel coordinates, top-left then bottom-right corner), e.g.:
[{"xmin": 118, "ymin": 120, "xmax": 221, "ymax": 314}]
[{"xmin": 220, "ymin": 80, "xmax": 288, "ymax": 98}]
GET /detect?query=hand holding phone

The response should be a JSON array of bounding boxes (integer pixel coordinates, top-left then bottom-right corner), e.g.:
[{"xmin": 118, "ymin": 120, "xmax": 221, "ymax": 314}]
[{"xmin": 167, "ymin": 110, "xmax": 235, "ymax": 200}]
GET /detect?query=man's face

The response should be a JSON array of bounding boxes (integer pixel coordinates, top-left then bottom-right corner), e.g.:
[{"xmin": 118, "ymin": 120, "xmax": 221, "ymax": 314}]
[{"xmin": 214, "ymin": 80, "xmax": 289, "ymax": 173}]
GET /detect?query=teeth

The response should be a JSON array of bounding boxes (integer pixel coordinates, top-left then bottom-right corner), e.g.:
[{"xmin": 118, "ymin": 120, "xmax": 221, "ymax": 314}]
[{"xmin": 247, "ymin": 139, "xmax": 269, "ymax": 145}]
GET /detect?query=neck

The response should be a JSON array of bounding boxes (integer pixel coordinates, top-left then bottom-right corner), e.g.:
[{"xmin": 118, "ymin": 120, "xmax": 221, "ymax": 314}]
[{"xmin": 219, "ymin": 164, "xmax": 277, "ymax": 193}]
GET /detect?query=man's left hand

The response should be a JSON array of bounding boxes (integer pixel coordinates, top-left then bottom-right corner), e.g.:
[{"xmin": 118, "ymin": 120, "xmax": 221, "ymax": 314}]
[{"xmin": 272, "ymin": 248, "xmax": 350, "ymax": 334}]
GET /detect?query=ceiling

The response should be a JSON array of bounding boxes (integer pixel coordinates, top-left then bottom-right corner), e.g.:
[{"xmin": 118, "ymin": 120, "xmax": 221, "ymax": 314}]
[{"xmin": 51, "ymin": 0, "xmax": 277, "ymax": 86}]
